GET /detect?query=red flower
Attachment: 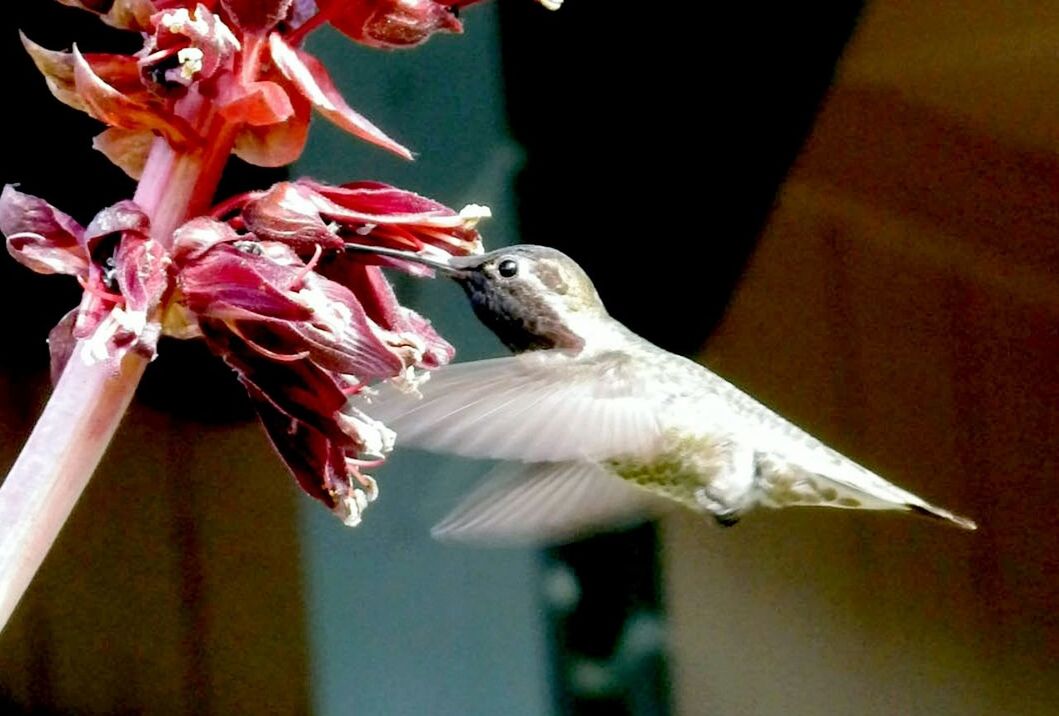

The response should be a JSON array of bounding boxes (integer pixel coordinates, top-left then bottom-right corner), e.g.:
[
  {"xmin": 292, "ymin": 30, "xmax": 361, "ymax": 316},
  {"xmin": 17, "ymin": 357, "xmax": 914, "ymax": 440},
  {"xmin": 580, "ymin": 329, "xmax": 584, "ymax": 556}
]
[
  {"xmin": 0, "ymin": 179, "xmax": 485, "ymax": 525},
  {"xmin": 291, "ymin": 0, "xmax": 563, "ymax": 49},
  {"xmin": 0, "ymin": 186, "xmax": 167, "ymax": 380},
  {"xmin": 25, "ymin": 2, "xmax": 412, "ymax": 178},
  {"xmin": 324, "ymin": 0, "xmax": 469, "ymax": 49},
  {"xmin": 217, "ymin": 178, "xmax": 487, "ymax": 260},
  {"xmin": 167, "ymin": 177, "xmax": 487, "ymax": 522}
]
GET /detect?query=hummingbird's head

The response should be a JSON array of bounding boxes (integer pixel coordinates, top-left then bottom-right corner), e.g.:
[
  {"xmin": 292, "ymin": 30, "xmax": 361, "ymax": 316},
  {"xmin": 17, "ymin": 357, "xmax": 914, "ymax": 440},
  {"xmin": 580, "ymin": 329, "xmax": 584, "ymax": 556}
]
[{"xmin": 348, "ymin": 243, "xmax": 606, "ymax": 353}]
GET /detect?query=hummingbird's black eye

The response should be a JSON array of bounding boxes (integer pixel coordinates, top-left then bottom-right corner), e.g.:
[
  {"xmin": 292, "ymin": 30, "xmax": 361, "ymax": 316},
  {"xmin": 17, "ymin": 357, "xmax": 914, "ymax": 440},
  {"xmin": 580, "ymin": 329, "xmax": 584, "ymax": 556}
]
[{"xmin": 497, "ymin": 258, "xmax": 519, "ymax": 278}]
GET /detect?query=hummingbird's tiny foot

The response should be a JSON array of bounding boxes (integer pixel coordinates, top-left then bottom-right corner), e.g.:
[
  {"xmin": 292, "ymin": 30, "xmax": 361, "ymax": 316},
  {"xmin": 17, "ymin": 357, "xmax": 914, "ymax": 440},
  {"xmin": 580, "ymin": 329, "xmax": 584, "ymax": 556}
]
[
  {"xmin": 712, "ymin": 511, "xmax": 741, "ymax": 528},
  {"xmin": 694, "ymin": 487, "xmax": 742, "ymax": 527}
]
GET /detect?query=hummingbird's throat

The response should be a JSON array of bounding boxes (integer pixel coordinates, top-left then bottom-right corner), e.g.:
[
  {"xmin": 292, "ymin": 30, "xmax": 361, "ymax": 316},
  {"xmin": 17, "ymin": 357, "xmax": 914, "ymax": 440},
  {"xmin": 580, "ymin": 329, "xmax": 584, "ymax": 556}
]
[{"xmin": 461, "ymin": 277, "xmax": 585, "ymax": 354}]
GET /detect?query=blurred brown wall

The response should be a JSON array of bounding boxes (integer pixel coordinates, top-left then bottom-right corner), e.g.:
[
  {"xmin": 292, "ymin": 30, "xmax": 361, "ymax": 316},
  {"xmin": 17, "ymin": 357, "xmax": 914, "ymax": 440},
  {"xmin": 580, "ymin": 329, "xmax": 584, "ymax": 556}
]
[
  {"xmin": 665, "ymin": 2, "xmax": 1059, "ymax": 714},
  {"xmin": 0, "ymin": 372, "xmax": 312, "ymax": 714}
]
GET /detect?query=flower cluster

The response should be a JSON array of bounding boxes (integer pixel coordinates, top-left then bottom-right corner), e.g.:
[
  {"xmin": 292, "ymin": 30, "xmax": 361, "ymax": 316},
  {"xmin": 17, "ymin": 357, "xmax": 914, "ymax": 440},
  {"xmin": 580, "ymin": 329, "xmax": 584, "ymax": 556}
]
[
  {"xmin": 31, "ymin": 0, "xmax": 560, "ymax": 175},
  {"xmin": 26, "ymin": 2, "xmax": 409, "ymax": 178},
  {"xmin": 0, "ymin": 0, "xmax": 562, "ymax": 630},
  {"xmin": 2, "ymin": 177, "xmax": 486, "ymax": 524},
  {"xmin": 3, "ymin": 0, "xmax": 564, "ymax": 525}
]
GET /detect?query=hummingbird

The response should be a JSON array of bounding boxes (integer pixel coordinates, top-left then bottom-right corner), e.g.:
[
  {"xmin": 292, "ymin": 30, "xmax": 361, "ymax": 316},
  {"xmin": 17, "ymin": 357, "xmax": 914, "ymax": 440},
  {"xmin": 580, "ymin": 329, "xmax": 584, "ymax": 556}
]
[{"xmin": 346, "ymin": 243, "xmax": 977, "ymax": 543}]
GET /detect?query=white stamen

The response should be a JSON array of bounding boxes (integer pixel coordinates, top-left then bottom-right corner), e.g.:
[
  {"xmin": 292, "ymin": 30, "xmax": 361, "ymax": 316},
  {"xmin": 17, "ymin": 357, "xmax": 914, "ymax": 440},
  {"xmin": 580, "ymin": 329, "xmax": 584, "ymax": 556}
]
[
  {"xmin": 358, "ymin": 475, "xmax": 380, "ymax": 502},
  {"xmin": 537, "ymin": 0, "xmax": 563, "ymax": 9},
  {"xmin": 112, "ymin": 307, "xmax": 146, "ymax": 336},
  {"xmin": 458, "ymin": 204, "xmax": 492, "ymax": 228},
  {"xmin": 176, "ymin": 47, "xmax": 204, "ymax": 80},
  {"xmin": 333, "ymin": 487, "xmax": 374, "ymax": 527},
  {"xmin": 389, "ymin": 365, "xmax": 430, "ymax": 396},
  {"xmin": 161, "ymin": 6, "xmax": 240, "ymax": 49}
]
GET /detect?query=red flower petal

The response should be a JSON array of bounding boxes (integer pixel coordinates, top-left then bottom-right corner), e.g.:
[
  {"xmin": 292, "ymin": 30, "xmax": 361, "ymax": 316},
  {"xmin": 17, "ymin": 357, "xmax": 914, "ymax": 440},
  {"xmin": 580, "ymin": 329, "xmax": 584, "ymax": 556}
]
[
  {"xmin": 295, "ymin": 179, "xmax": 485, "ymax": 254},
  {"xmin": 310, "ymin": 179, "xmax": 476, "ymax": 225},
  {"xmin": 217, "ymin": 78, "xmax": 295, "ymax": 126},
  {"xmin": 247, "ymin": 382, "xmax": 384, "ymax": 526},
  {"xmin": 72, "ymin": 46, "xmax": 200, "ymax": 148},
  {"xmin": 240, "ymin": 182, "xmax": 345, "ymax": 253},
  {"xmin": 176, "ymin": 242, "xmax": 314, "ymax": 322},
  {"xmin": 0, "ymin": 186, "xmax": 89, "ymax": 276},
  {"xmin": 232, "ymin": 104, "xmax": 311, "ymax": 167},
  {"xmin": 170, "ymin": 215, "xmax": 243, "ymax": 264},
  {"xmin": 323, "ymin": 259, "xmax": 454, "ymax": 368},
  {"xmin": 327, "ymin": 0, "xmax": 464, "ymax": 49},
  {"xmin": 250, "ymin": 392, "xmax": 338, "ymax": 505},
  {"xmin": 56, "ymin": 0, "xmax": 157, "ymax": 31},
  {"xmin": 220, "ymin": 0, "xmax": 294, "ymax": 32},
  {"xmin": 47, "ymin": 309, "xmax": 79, "ymax": 385},
  {"xmin": 114, "ymin": 230, "xmax": 169, "ymax": 317},
  {"xmin": 92, "ymin": 127, "xmax": 155, "ymax": 179},
  {"xmin": 21, "ymin": 34, "xmax": 144, "ymax": 114},
  {"xmin": 230, "ymin": 71, "xmax": 311, "ymax": 166},
  {"xmin": 200, "ymin": 317, "xmax": 351, "ymax": 441},
  {"xmin": 76, "ymin": 202, "xmax": 168, "ymax": 362},
  {"xmin": 268, "ymin": 33, "xmax": 412, "ymax": 160},
  {"xmin": 83, "ymin": 199, "xmax": 152, "ymax": 250}
]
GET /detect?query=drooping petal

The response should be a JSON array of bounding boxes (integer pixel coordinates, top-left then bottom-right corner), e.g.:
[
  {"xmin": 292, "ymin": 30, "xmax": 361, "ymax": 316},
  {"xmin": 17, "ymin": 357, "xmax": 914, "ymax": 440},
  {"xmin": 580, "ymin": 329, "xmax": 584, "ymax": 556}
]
[
  {"xmin": 247, "ymin": 385, "xmax": 384, "ymax": 526},
  {"xmin": 268, "ymin": 33, "xmax": 412, "ymax": 160},
  {"xmin": 47, "ymin": 309, "xmax": 80, "ymax": 385},
  {"xmin": 296, "ymin": 179, "xmax": 486, "ymax": 254},
  {"xmin": 93, "ymin": 127, "xmax": 155, "ymax": 179},
  {"xmin": 250, "ymin": 391, "xmax": 337, "ymax": 504},
  {"xmin": 114, "ymin": 231, "xmax": 169, "ymax": 318},
  {"xmin": 229, "ymin": 71, "xmax": 311, "ymax": 166},
  {"xmin": 83, "ymin": 199, "xmax": 152, "ymax": 252},
  {"xmin": 0, "ymin": 186, "xmax": 88, "ymax": 276},
  {"xmin": 200, "ymin": 317, "xmax": 351, "ymax": 440},
  {"xmin": 239, "ymin": 182, "xmax": 345, "ymax": 253},
  {"xmin": 176, "ymin": 242, "xmax": 314, "ymax": 322},
  {"xmin": 179, "ymin": 239, "xmax": 414, "ymax": 378},
  {"xmin": 56, "ymin": 0, "xmax": 158, "ymax": 31},
  {"xmin": 231, "ymin": 102, "xmax": 311, "ymax": 167},
  {"xmin": 398, "ymin": 307, "xmax": 455, "ymax": 368},
  {"xmin": 323, "ymin": 259, "xmax": 454, "ymax": 368},
  {"xmin": 169, "ymin": 215, "xmax": 242, "ymax": 263},
  {"xmin": 327, "ymin": 0, "xmax": 464, "ymax": 49},
  {"xmin": 76, "ymin": 201, "xmax": 168, "ymax": 363},
  {"xmin": 293, "ymin": 271, "xmax": 412, "ymax": 379},
  {"xmin": 311, "ymin": 180, "xmax": 486, "ymax": 229},
  {"xmin": 21, "ymin": 34, "xmax": 144, "ymax": 114},
  {"xmin": 217, "ymin": 77, "xmax": 294, "ymax": 126},
  {"xmin": 72, "ymin": 46, "xmax": 199, "ymax": 148},
  {"xmin": 220, "ymin": 0, "xmax": 294, "ymax": 32}
]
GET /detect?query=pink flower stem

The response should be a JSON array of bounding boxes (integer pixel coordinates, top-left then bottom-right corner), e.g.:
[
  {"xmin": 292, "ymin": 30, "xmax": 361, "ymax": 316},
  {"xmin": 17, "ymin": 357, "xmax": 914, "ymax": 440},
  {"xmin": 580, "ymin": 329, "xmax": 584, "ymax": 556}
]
[{"xmin": 0, "ymin": 48, "xmax": 256, "ymax": 630}]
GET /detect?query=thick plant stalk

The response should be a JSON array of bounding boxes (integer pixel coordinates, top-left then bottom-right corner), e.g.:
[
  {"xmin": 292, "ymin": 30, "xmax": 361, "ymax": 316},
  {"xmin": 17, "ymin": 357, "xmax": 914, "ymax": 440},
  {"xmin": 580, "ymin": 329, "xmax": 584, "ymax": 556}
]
[
  {"xmin": 0, "ymin": 353, "xmax": 148, "ymax": 629},
  {"xmin": 0, "ymin": 99, "xmax": 238, "ymax": 632}
]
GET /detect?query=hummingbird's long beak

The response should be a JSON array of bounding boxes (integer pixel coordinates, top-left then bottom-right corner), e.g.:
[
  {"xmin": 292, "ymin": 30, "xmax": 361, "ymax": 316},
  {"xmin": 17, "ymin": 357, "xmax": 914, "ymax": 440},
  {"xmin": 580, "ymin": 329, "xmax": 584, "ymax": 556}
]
[{"xmin": 343, "ymin": 242, "xmax": 472, "ymax": 277}]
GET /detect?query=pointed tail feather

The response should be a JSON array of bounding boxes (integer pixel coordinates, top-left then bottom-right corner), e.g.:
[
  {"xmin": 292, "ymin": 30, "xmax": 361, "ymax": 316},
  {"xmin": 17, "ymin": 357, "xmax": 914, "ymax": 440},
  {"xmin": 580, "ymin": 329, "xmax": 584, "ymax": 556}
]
[
  {"xmin": 753, "ymin": 451, "xmax": 976, "ymax": 530},
  {"xmin": 907, "ymin": 503, "xmax": 977, "ymax": 531}
]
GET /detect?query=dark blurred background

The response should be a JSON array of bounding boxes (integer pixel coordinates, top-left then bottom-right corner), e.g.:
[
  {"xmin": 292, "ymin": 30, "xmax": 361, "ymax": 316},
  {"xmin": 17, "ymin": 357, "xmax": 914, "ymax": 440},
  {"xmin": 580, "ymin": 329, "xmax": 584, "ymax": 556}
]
[{"xmin": 2, "ymin": 1, "xmax": 1059, "ymax": 714}]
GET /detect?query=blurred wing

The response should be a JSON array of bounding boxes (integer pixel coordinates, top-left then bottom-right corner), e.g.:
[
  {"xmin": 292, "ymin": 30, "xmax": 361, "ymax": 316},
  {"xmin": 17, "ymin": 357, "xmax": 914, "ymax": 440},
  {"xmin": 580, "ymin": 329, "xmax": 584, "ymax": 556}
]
[
  {"xmin": 432, "ymin": 461, "xmax": 666, "ymax": 546},
  {"xmin": 360, "ymin": 351, "xmax": 663, "ymax": 462}
]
